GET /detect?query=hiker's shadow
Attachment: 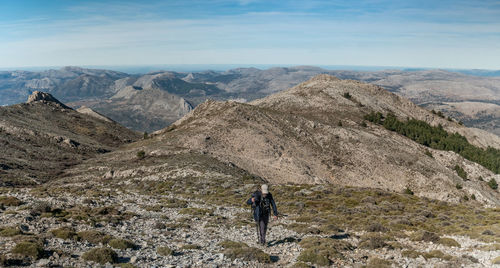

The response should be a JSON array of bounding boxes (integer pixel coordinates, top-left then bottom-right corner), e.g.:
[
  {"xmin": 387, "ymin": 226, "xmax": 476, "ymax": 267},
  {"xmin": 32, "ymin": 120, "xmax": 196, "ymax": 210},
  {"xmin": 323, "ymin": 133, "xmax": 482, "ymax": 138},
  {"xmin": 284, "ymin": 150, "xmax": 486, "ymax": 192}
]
[
  {"xmin": 330, "ymin": 233, "xmax": 350, "ymax": 240},
  {"xmin": 268, "ymin": 236, "xmax": 300, "ymax": 247}
]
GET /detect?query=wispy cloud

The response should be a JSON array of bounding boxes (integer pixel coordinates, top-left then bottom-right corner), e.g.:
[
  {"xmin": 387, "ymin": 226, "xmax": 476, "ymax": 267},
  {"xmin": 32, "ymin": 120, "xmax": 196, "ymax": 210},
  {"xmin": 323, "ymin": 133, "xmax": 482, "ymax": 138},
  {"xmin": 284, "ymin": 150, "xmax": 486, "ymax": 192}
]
[{"xmin": 0, "ymin": 0, "xmax": 499, "ymax": 69}]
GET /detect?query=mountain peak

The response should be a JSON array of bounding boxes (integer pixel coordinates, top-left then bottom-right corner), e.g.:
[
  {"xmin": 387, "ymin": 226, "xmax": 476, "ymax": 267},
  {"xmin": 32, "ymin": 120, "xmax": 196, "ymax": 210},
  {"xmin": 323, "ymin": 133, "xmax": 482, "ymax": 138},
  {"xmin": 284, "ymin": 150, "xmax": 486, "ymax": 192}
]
[{"xmin": 26, "ymin": 91, "xmax": 69, "ymax": 108}]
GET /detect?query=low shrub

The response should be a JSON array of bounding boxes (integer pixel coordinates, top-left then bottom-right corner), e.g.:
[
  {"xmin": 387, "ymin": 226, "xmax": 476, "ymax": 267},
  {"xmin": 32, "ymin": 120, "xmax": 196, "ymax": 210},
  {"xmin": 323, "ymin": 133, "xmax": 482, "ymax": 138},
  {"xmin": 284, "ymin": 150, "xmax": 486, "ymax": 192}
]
[
  {"xmin": 488, "ymin": 178, "xmax": 498, "ymax": 190},
  {"xmin": 0, "ymin": 226, "xmax": 21, "ymax": 237},
  {"xmin": 82, "ymin": 247, "xmax": 118, "ymax": 264},
  {"xmin": 157, "ymin": 246, "xmax": 174, "ymax": 256},
  {"xmin": 438, "ymin": 237, "xmax": 461, "ymax": 247},
  {"xmin": 454, "ymin": 165, "xmax": 467, "ymax": 180},
  {"xmin": 181, "ymin": 244, "xmax": 201, "ymax": 250},
  {"xmin": 0, "ymin": 196, "xmax": 22, "ymax": 206},
  {"xmin": 367, "ymin": 223, "xmax": 388, "ymax": 233},
  {"xmin": 136, "ymin": 151, "xmax": 146, "ymax": 159},
  {"xmin": 11, "ymin": 241, "xmax": 44, "ymax": 259},
  {"xmin": 218, "ymin": 240, "xmax": 271, "ymax": 263},
  {"xmin": 178, "ymin": 207, "xmax": 213, "ymax": 217},
  {"xmin": 108, "ymin": 238, "xmax": 136, "ymax": 250},
  {"xmin": 367, "ymin": 257, "xmax": 392, "ymax": 268},
  {"xmin": 358, "ymin": 234, "xmax": 388, "ymax": 249},
  {"xmin": 297, "ymin": 237, "xmax": 353, "ymax": 266},
  {"xmin": 77, "ymin": 230, "xmax": 114, "ymax": 244},
  {"xmin": 423, "ymin": 250, "xmax": 453, "ymax": 261},
  {"xmin": 50, "ymin": 227, "xmax": 78, "ymax": 240},
  {"xmin": 410, "ymin": 231, "xmax": 440, "ymax": 243}
]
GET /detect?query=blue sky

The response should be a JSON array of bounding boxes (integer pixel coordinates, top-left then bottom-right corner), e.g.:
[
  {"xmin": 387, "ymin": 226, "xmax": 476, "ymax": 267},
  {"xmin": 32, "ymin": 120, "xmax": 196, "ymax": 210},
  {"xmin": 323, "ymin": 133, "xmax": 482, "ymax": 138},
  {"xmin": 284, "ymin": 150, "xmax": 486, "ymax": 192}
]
[{"xmin": 1, "ymin": 0, "xmax": 500, "ymax": 69}]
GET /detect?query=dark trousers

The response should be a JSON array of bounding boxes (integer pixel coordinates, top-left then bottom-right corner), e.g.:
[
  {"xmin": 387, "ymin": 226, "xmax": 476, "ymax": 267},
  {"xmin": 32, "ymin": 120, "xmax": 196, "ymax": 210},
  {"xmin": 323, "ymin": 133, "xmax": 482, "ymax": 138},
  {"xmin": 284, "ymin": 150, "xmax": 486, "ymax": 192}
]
[{"xmin": 257, "ymin": 213, "xmax": 269, "ymax": 244}]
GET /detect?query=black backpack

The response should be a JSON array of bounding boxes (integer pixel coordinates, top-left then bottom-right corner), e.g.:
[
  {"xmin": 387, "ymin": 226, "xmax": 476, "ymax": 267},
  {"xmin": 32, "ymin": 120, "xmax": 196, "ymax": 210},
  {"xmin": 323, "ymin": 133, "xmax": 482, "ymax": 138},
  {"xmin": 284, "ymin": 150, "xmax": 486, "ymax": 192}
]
[{"xmin": 260, "ymin": 194, "xmax": 271, "ymax": 215}]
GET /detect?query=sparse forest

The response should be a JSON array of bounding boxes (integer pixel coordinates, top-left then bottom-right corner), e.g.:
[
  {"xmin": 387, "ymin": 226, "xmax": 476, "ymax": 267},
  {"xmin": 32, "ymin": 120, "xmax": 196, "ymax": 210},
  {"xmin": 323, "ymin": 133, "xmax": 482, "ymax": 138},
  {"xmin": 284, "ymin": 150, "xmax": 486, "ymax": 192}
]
[{"xmin": 365, "ymin": 111, "xmax": 500, "ymax": 174}]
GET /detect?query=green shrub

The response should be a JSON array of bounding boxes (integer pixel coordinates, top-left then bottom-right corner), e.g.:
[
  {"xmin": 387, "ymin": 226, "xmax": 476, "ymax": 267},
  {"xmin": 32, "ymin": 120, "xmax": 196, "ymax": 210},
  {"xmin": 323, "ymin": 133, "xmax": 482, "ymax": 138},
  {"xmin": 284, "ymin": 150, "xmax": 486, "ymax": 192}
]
[
  {"xmin": 402, "ymin": 250, "xmax": 422, "ymax": 259},
  {"xmin": 423, "ymin": 250, "xmax": 453, "ymax": 261},
  {"xmin": 181, "ymin": 244, "xmax": 201, "ymax": 250},
  {"xmin": 404, "ymin": 188, "xmax": 414, "ymax": 195},
  {"xmin": 410, "ymin": 231, "xmax": 440, "ymax": 243},
  {"xmin": 337, "ymin": 121, "xmax": 342, "ymax": 127},
  {"xmin": 297, "ymin": 249, "xmax": 330, "ymax": 266},
  {"xmin": 11, "ymin": 241, "xmax": 44, "ymax": 259},
  {"xmin": 50, "ymin": 227, "xmax": 78, "ymax": 240},
  {"xmin": 108, "ymin": 238, "xmax": 136, "ymax": 250},
  {"xmin": 218, "ymin": 240, "xmax": 271, "ymax": 263},
  {"xmin": 0, "ymin": 196, "xmax": 22, "ymax": 206},
  {"xmin": 178, "ymin": 207, "xmax": 213, "ymax": 216},
  {"xmin": 0, "ymin": 226, "xmax": 21, "ymax": 237},
  {"xmin": 77, "ymin": 230, "xmax": 113, "ymax": 244},
  {"xmin": 367, "ymin": 257, "xmax": 392, "ymax": 268},
  {"xmin": 454, "ymin": 165, "xmax": 467, "ymax": 180},
  {"xmin": 292, "ymin": 262, "xmax": 312, "ymax": 268},
  {"xmin": 438, "ymin": 237, "xmax": 461, "ymax": 247},
  {"xmin": 343, "ymin": 92, "xmax": 352, "ymax": 99},
  {"xmin": 82, "ymin": 247, "xmax": 118, "ymax": 264},
  {"xmin": 157, "ymin": 246, "xmax": 174, "ymax": 256},
  {"xmin": 297, "ymin": 237, "xmax": 353, "ymax": 266},
  {"xmin": 359, "ymin": 234, "xmax": 388, "ymax": 249},
  {"xmin": 456, "ymin": 183, "xmax": 463, "ymax": 190},
  {"xmin": 364, "ymin": 111, "xmax": 384, "ymax": 124},
  {"xmin": 137, "ymin": 150, "xmax": 146, "ymax": 159},
  {"xmin": 424, "ymin": 150, "xmax": 433, "ymax": 158},
  {"xmin": 488, "ymin": 178, "xmax": 498, "ymax": 190}
]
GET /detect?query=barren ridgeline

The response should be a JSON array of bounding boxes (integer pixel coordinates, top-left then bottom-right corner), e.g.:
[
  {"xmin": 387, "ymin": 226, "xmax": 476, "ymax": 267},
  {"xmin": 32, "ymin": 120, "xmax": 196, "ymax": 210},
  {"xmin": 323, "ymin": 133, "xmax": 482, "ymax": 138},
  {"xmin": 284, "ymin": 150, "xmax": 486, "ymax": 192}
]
[{"xmin": 0, "ymin": 76, "xmax": 499, "ymax": 267}]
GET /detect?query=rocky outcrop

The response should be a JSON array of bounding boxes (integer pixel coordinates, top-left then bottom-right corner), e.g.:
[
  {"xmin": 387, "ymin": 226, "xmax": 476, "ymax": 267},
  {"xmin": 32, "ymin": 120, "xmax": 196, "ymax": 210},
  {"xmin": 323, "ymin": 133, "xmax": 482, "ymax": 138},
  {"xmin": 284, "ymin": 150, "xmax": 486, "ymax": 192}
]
[{"xmin": 26, "ymin": 91, "xmax": 69, "ymax": 108}]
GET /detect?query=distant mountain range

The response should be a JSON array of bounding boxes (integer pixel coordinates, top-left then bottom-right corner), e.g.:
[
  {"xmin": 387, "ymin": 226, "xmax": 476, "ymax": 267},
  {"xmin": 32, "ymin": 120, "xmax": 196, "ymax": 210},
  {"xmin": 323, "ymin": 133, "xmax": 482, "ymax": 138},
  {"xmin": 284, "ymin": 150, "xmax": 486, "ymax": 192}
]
[{"xmin": 1, "ymin": 66, "xmax": 500, "ymax": 135}]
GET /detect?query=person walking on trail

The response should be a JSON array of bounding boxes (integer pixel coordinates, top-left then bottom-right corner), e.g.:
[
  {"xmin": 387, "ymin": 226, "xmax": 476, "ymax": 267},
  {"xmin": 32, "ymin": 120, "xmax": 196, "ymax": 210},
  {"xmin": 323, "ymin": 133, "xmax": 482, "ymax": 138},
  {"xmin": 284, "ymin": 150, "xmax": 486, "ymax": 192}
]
[{"xmin": 247, "ymin": 184, "xmax": 278, "ymax": 246}]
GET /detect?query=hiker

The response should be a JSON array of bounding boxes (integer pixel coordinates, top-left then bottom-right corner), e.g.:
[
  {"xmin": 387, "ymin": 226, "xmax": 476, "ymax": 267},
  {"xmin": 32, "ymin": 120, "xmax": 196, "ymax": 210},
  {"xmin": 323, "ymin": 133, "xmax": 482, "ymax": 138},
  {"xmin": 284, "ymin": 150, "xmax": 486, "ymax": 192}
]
[{"xmin": 247, "ymin": 184, "xmax": 278, "ymax": 246}]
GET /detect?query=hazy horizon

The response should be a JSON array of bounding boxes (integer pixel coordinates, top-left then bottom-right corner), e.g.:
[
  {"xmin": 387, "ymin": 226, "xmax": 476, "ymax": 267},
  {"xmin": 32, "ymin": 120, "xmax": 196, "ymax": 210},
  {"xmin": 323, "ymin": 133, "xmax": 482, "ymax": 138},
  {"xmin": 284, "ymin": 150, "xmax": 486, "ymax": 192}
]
[{"xmin": 1, "ymin": 1, "xmax": 500, "ymax": 69}]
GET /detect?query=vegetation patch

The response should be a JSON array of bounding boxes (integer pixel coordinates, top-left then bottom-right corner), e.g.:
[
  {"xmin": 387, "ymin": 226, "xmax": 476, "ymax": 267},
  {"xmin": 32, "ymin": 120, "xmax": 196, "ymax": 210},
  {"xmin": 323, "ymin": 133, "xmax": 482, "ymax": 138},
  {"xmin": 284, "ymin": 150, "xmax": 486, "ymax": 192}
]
[
  {"xmin": 365, "ymin": 111, "xmax": 500, "ymax": 174},
  {"xmin": 366, "ymin": 257, "xmax": 392, "ymax": 268},
  {"xmin": 82, "ymin": 247, "xmax": 118, "ymax": 264},
  {"xmin": 50, "ymin": 227, "xmax": 78, "ymax": 240},
  {"xmin": 157, "ymin": 246, "xmax": 174, "ymax": 256},
  {"xmin": 297, "ymin": 237, "xmax": 354, "ymax": 266},
  {"xmin": 488, "ymin": 178, "xmax": 498, "ymax": 190},
  {"xmin": 11, "ymin": 241, "xmax": 44, "ymax": 259},
  {"xmin": 0, "ymin": 196, "xmax": 22, "ymax": 206},
  {"xmin": 181, "ymin": 244, "xmax": 201, "ymax": 250},
  {"xmin": 0, "ymin": 226, "xmax": 22, "ymax": 237},
  {"xmin": 218, "ymin": 240, "xmax": 271, "ymax": 263},
  {"xmin": 77, "ymin": 230, "xmax": 114, "ymax": 244},
  {"xmin": 108, "ymin": 238, "xmax": 137, "ymax": 250},
  {"xmin": 178, "ymin": 207, "xmax": 214, "ymax": 217},
  {"xmin": 454, "ymin": 165, "xmax": 468, "ymax": 180},
  {"xmin": 438, "ymin": 237, "xmax": 461, "ymax": 247},
  {"xmin": 422, "ymin": 250, "xmax": 453, "ymax": 261},
  {"xmin": 359, "ymin": 234, "xmax": 391, "ymax": 249}
]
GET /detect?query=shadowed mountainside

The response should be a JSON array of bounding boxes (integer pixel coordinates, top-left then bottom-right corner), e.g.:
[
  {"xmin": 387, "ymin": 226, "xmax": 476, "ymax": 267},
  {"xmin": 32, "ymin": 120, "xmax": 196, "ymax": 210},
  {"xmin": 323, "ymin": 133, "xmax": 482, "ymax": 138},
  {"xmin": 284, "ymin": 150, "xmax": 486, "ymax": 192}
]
[{"xmin": 0, "ymin": 92, "xmax": 140, "ymax": 186}]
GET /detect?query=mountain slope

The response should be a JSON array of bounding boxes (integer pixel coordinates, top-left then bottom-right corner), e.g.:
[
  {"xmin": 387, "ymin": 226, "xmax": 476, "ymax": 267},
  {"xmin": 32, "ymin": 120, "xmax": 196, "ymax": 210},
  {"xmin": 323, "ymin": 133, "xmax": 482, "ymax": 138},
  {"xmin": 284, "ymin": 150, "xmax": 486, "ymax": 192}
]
[
  {"xmin": 151, "ymin": 75, "xmax": 500, "ymax": 205},
  {"xmin": 0, "ymin": 92, "xmax": 140, "ymax": 186}
]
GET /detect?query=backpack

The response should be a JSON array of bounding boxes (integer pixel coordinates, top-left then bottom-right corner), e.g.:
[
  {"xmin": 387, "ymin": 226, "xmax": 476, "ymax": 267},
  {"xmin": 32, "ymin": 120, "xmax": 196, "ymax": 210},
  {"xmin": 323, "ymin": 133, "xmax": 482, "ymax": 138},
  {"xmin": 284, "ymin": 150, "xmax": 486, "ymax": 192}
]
[{"xmin": 260, "ymin": 195, "xmax": 271, "ymax": 215}]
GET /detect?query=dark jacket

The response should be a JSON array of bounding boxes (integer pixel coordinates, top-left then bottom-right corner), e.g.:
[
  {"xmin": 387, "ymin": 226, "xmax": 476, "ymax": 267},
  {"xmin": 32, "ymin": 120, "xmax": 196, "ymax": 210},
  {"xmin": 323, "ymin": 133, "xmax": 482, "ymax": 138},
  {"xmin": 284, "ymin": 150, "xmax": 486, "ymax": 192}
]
[{"xmin": 247, "ymin": 191, "xmax": 278, "ymax": 222}]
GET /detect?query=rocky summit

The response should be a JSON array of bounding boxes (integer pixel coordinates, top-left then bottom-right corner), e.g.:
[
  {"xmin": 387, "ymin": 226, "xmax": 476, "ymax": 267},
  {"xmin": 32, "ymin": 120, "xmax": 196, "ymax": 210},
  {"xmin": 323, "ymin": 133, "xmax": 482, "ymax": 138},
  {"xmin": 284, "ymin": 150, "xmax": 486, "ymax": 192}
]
[{"xmin": 0, "ymin": 76, "xmax": 499, "ymax": 267}]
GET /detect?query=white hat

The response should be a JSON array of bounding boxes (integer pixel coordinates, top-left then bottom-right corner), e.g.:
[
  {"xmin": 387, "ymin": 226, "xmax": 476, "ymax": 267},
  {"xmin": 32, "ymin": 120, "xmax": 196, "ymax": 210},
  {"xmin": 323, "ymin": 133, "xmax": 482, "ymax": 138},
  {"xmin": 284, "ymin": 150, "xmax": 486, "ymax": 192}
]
[{"xmin": 261, "ymin": 184, "xmax": 269, "ymax": 194}]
